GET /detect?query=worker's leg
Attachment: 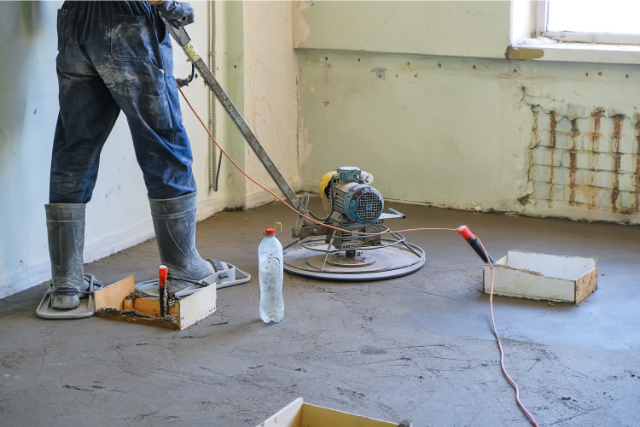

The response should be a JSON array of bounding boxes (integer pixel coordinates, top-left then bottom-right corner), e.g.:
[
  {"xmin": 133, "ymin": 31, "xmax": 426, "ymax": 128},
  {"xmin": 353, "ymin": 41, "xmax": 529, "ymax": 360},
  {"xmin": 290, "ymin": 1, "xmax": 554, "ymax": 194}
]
[
  {"xmin": 149, "ymin": 192, "xmax": 216, "ymax": 292},
  {"xmin": 92, "ymin": 7, "xmax": 211, "ymax": 291},
  {"xmin": 45, "ymin": 4, "xmax": 120, "ymax": 311},
  {"xmin": 94, "ymin": 13, "xmax": 196, "ymax": 199},
  {"xmin": 49, "ymin": 7, "xmax": 121, "ymax": 203}
]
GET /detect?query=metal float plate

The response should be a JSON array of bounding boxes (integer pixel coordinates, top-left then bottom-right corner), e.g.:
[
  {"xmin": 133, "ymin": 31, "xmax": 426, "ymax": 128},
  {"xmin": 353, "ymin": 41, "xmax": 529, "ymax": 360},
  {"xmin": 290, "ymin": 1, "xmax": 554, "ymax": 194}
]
[
  {"xmin": 283, "ymin": 238, "xmax": 425, "ymax": 281},
  {"xmin": 319, "ymin": 252, "xmax": 376, "ymax": 268}
]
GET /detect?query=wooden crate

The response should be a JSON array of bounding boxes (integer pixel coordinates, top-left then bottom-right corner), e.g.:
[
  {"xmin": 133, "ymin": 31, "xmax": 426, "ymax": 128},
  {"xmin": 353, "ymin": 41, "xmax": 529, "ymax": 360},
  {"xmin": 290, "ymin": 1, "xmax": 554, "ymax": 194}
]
[
  {"xmin": 258, "ymin": 398, "xmax": 407, "ymax": 427},
  {"xmin": 94, "ymin": 275, "xmax": 217, "ymax": 330},
  {"xmin": 483, "ymin": 250, "xmax": 597, "ymax": 304}
]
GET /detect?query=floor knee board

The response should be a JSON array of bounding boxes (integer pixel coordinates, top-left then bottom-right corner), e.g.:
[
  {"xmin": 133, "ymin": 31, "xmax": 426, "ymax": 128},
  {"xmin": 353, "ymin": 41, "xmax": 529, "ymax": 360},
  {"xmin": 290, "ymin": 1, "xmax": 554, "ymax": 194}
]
[{"xmin": 36, "ymin": 293, "xmax": 95, "ymax": 319}]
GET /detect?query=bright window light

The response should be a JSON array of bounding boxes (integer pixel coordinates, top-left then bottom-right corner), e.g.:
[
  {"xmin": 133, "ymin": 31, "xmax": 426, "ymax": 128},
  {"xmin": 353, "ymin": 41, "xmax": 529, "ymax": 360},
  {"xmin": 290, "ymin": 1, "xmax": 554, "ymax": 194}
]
[{"xmin": 547, "ymin": 0, "xmax": 640, "ymax": 35}]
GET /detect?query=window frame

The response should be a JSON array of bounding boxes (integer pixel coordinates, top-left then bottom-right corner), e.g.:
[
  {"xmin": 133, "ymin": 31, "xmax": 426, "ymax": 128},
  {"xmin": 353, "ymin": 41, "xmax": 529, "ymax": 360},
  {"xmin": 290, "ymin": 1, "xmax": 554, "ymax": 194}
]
[{"xmin": 536, "ymin": 0, "xmax": 640, "ymax": 46}]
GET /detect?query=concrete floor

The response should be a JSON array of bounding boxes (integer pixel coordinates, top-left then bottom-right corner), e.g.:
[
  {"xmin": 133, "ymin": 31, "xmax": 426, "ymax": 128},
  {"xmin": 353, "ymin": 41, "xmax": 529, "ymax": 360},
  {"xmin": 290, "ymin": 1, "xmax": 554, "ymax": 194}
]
[{"xmin": 1, "ymin": 199, "xmax": 639, "ymax": 426}]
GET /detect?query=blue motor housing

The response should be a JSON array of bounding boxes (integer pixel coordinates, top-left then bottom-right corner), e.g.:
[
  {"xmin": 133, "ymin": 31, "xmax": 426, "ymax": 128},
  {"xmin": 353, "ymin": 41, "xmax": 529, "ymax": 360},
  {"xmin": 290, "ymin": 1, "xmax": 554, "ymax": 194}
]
[{"xmin": 334, "ymin": 183, "xmax": 384, "ymax": 224}]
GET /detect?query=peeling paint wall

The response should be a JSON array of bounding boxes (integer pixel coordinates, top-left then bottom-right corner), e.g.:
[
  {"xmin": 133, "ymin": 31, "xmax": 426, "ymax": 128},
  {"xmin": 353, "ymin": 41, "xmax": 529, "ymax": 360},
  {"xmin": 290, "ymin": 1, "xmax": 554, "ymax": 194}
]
[
  {"xmin": 295, "ymin": 1, "xmax": 640, "ymax": 225},
  {"xmin": 525, "ymin": 98, "xmax": 640, "ymax": 223}
]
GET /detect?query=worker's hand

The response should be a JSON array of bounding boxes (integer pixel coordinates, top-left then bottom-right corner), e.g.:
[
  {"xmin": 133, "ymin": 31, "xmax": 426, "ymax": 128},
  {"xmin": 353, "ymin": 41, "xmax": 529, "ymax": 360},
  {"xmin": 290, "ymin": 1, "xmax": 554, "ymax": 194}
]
[{"xmin": 153, "ymin": 0, "xmax": 195, "ymax": 27}]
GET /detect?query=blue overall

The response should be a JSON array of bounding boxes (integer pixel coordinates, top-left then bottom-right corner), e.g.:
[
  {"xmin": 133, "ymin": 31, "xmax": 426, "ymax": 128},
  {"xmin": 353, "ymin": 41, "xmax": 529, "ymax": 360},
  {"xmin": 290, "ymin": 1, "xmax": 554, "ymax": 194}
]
[{"xmin": 50, "ymin": 1, "xmax": 197, "ymax": 203}]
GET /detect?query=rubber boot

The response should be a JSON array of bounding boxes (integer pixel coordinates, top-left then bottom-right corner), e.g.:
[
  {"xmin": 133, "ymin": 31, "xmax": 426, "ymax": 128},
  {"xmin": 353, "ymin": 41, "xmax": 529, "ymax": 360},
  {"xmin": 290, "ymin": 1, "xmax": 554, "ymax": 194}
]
[
  {"xmin": 149, "ymin": 192, "xmax": 214, "ymax": 292},
  {"xmin": 45, "ymin": 204, "xmax": 86, "ymax": 310}
]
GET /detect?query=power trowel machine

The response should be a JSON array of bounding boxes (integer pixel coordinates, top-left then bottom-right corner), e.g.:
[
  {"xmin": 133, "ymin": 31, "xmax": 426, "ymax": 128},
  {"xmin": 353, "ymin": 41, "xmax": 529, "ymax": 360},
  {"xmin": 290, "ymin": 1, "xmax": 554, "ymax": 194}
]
[{"xmin": 163, "ymin": 19, "xmax": 425, "ymax": 282}]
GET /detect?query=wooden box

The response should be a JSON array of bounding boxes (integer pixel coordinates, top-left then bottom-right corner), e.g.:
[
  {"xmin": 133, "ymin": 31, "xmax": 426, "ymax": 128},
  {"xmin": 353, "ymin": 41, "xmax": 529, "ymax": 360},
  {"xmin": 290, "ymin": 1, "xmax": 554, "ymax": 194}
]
[
  {"xmin": 258, "ymin": 398, "xmax": 408, "ymax": 427},
  {"xmin": 93, "ymin": 275, "xmax": 217, "ymax": 330},
  {"xmin": 483, "ymin": 250, "xmax": 597, "ymax": 304}
]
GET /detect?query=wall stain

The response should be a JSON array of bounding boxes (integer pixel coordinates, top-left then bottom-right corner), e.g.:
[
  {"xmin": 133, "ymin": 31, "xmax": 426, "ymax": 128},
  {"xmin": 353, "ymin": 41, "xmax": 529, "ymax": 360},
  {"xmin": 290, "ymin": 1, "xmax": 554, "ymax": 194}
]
[
  {"xmin": 549, "ymin": 111, "xmax": 557, "ymax": 148},
  {"xmin": 633, "ymin": 113, "xmax": 640, "ymax": 212},
  {"xmin": 587, "ymin": 109, "xmax": 603, "ymax": 209},
  {"xmin": 547, "ymin": 111, "xmax": 557, "ymax": 200},
  {"xmin": 528, "ymin": 107, "xmax": 639, "ymax": 215},
  {"xmin": 569, "ymin": 151, "xmax": 577, "ymax": 204},
  {"xmin": 589, "ymin": 109, "xmax": 604, "ymax": 152},
  {"xmin": 610, "ymin": 115, "xmax": 623, "ymax": 212},
  {"xmin": 570, "ymin": 118, "xmax": 579, "ymax": 150},
  {"xmin": 568, "ymin": 118, "xmax": 579, "ymax": 203},
  {"xmin": 634, "ymin": 114, "xmax": 640, "ymax": 210}
]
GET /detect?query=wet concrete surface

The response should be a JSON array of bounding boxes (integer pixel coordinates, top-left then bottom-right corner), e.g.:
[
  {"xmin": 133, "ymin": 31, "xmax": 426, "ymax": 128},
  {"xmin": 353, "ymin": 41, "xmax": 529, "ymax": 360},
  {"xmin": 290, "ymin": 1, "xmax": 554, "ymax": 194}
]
[{"xmin": 1, "ymin": 198, "xmax": 639, "ymax": 426}]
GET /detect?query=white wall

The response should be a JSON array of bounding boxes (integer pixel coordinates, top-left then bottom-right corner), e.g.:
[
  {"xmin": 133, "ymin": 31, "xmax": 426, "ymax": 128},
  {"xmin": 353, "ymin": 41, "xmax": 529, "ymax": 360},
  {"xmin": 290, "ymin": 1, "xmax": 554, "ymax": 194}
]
[{"xmin": 295, "ymin": 1, "xmax": 640, "ymax": 225}]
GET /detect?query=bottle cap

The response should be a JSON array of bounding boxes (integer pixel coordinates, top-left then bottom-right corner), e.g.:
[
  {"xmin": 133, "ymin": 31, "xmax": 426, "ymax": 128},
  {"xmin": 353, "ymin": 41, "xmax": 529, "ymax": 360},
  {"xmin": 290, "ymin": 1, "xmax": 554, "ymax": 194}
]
[{"xmin": 265, "ymin": 228, "xmax": 275, "ymax": 235}]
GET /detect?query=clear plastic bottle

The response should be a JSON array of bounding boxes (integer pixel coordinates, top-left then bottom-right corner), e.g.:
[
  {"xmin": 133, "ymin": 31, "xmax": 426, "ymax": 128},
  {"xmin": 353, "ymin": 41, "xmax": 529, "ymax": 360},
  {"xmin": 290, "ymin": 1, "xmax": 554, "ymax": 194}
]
[{"xmin": 258, "ymin": 228, "xmax": 284, "ymax": 323}]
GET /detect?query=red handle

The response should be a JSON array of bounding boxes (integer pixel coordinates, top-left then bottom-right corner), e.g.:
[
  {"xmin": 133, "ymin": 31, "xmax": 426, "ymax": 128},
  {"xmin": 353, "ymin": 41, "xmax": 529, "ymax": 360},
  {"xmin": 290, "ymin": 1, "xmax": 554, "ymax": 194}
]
[
  {"xmin": 159, "ymin": 265, "xmax": 168, "ymax": 289},
  {"xmin": 457, "ymin": 225, "xmax": 474, "ymax": 242}
]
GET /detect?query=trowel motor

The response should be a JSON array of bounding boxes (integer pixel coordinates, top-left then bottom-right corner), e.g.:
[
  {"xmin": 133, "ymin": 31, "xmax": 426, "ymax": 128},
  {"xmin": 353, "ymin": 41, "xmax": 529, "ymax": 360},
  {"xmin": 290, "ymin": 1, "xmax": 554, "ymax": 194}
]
[
  {"xmin": 319, "ymin": 166, "xmax": 386, "ymax": 250},
  {"xmin": 330, "ymin": 167, "xmax": 384, "ymax": 224}
]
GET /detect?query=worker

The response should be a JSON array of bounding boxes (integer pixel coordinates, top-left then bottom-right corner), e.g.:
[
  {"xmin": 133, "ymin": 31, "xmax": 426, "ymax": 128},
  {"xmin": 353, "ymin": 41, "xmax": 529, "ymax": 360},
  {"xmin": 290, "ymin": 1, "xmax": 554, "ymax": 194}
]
[{"xmin": 42, "ymin": 1, "xmax": 214, "ymax": 314}]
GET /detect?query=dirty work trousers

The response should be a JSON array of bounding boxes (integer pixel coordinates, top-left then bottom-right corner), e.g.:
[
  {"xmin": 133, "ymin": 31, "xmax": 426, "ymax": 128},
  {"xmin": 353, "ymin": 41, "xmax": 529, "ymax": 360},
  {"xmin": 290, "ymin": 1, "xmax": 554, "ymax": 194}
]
[{"xmin": 50, "ymin": 1, "xmax": 197, "ymax": 203}]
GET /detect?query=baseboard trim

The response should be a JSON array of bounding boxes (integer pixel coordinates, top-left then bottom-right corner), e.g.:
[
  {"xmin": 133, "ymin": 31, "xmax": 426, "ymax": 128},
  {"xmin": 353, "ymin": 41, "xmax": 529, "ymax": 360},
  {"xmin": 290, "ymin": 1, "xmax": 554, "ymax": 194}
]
[
  {"xmin": 0, "ymin": 218, "xmax": 155, "ymax": 300},
  {"xmin": 0, "ymin": 261, "xmax": 51, "ymax": 300},
  {"xmin": 245, "ymin": 189, "xmax": 278, "ymax": 209}
]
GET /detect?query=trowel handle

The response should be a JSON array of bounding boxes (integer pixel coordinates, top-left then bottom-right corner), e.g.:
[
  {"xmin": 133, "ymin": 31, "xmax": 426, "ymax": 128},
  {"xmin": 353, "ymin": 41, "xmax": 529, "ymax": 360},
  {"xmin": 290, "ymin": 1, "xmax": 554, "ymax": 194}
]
[
  {"xmin": 159, "ymin": 265, "xmax": 168, "ymax": 288},
  {"xmin": 159, "ymin": 265, "xmax": 168, "ymax": 318},
  {"xmin": 457, "ymin": 226, "xmax": 496, "ymax": 264}
]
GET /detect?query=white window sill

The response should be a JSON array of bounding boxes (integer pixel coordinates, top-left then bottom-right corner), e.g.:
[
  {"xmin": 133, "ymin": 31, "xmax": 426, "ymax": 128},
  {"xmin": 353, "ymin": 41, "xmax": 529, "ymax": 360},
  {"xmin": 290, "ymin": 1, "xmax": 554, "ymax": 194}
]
[{"xmin": 507, "ymin": 38, "xmax": 640, "ymax": 65}]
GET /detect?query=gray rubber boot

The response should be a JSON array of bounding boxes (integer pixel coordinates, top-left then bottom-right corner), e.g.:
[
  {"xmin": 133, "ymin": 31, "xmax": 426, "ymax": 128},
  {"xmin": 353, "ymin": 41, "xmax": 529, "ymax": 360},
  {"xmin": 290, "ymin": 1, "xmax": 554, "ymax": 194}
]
[
  {"xmin": 45, "ymin": 204, "xmax": 86, "ymax": 310},
  {"xmin": 149, "ymin": 192, "xmax": 214, "ymax": 292}
]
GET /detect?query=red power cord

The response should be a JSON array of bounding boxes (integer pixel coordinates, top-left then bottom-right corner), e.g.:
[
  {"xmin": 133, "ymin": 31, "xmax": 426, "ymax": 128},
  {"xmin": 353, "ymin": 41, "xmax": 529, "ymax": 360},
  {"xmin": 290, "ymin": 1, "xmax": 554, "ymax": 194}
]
[
  {"xmin": 177, "ymin": 85, "xmax": 539, "ymax": 426},
  {"xmin": 477, "ymin": 239, "xmax": 540, "ymax": 427}
]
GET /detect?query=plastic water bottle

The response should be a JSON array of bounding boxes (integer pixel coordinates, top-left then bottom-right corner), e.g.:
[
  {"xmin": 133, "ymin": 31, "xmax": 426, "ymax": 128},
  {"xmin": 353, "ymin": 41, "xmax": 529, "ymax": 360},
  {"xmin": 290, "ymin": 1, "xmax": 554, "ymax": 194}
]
[{"xmin": 258, "ymin": 228, "xmax": 284, "ymax": 323}]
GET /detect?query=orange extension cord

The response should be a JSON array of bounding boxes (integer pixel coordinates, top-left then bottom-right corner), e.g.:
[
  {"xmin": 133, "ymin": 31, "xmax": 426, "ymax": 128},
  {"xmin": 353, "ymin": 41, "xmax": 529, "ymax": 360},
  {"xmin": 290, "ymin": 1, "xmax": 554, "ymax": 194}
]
[{"xmin": 177, "ymin": 85, "xmax": 539, "ymax": 426}]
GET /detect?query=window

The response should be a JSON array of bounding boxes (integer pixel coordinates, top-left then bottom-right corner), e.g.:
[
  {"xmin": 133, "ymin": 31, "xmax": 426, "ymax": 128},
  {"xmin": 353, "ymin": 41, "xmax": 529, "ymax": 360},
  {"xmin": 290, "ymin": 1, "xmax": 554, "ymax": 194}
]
[
  {"xmin": 540, "ymin": 0, "xmax": 640, "ymax": 45},
  {"xmin": 509, "ymin": 0, "xmax": 640, "ymax": 64}
]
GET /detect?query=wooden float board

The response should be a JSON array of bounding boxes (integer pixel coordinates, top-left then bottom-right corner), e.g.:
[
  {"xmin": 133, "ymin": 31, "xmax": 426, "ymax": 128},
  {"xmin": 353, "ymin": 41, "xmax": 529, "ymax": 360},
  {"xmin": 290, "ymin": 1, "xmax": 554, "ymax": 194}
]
[{"xmin": 93, "ymin": 275, "xmax": 217, "ymax": 330}]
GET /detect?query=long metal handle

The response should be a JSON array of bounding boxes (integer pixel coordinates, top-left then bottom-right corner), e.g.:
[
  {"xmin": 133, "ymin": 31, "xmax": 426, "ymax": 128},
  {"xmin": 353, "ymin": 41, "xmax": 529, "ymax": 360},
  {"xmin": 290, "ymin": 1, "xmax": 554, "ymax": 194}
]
[{"xmin": 164, "ymin": 20, "xmax": 301, "ymax": 209}]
